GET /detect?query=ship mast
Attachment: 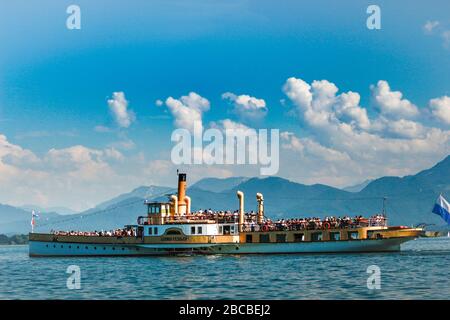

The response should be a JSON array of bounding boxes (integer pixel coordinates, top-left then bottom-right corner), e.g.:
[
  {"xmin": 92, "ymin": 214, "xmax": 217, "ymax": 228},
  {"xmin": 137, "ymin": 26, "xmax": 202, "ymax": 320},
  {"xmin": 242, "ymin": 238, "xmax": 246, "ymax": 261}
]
[{"xmin": 382, "ymin": 196, "xmax": 387, "ymax": 218}]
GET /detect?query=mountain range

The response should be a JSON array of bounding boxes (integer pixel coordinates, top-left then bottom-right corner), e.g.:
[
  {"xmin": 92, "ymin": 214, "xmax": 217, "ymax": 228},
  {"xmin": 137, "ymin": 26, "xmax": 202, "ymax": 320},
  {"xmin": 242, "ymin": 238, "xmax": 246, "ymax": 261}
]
[{"xmin": 1, "ymin": 155, "xmax": 449, "ymax": 235}]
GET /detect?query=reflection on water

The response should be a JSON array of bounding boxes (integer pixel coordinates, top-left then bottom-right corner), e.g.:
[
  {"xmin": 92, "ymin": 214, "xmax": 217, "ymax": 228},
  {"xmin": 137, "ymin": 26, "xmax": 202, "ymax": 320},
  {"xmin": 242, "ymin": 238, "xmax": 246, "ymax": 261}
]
[{"xmin": 1, "ymin": 237, "xmax": 450, "ymax": 299}]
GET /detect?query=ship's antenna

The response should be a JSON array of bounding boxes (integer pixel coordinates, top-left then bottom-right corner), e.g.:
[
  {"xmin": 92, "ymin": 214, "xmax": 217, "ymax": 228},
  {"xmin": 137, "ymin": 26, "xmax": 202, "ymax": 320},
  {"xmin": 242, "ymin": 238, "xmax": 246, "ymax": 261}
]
[{"xmin": 382, "ymin": 196, "xmax": 387, "ymax": 217}]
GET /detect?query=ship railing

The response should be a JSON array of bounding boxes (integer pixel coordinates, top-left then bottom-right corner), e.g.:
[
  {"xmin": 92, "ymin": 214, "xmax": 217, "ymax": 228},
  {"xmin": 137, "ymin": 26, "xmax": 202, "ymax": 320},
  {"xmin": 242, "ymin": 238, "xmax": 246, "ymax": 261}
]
[
  {"xmin": 172, "ymin": 214, "xmax": 239, "ymax": 222},
  {"xmin": 239, "ymin": 220, "xmax": 387, "ymax": 232},
  {"xmin": 138, "ymin": 214, "xmax": 386, "ymax": 228}
]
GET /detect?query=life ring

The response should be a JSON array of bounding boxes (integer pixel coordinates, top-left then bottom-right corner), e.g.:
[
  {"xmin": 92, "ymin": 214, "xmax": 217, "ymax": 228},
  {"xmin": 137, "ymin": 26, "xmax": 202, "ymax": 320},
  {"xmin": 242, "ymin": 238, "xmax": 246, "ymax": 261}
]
[
  {"xmin": 323, "ymin": 222, "xmax": 331, "ymax": 229},
  {"xmin": 262, "ymin": 225, "xmax": 269, "ymax": 232}
]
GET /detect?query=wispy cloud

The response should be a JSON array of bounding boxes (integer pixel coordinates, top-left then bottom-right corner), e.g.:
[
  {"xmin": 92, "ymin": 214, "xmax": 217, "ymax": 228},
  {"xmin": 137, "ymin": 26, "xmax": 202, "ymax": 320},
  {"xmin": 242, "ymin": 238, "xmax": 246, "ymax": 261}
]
[
  {"xmin": 15, "ymin": 130, "xmax": 78, "ymax": 140},
  {"xmin": 423, "ymin": 20, "xmax": 450, "ymax": 49},
  {"xmin": 94, "ymin": 125, "xmax": 113, "ymax": 133},
  {"xmin": 423, "ymin": 20, "xmax": 440, "ymax": 33}
]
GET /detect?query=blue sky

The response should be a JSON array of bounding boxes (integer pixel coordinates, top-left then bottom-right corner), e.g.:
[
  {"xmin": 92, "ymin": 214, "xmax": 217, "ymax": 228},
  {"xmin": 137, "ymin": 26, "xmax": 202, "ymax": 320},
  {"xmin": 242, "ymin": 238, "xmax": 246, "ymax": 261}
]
[{"xmin": 0, "ymin": 0, "xmax": 449, "ymax": 211}]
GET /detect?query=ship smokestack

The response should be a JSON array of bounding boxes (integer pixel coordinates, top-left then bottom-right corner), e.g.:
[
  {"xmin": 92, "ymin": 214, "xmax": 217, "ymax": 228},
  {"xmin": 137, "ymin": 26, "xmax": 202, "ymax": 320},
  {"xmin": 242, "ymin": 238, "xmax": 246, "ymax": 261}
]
[
  {"xmin": 177, "ymin": 172, "xmax": 187, "ymax": 215},
  {"xmin": 256, "ymin": 193, "xmax": 264, "ymax": 224},
  {"xmin": 237, "ymin": 191, "xmax": 244, "ymax": 232}
]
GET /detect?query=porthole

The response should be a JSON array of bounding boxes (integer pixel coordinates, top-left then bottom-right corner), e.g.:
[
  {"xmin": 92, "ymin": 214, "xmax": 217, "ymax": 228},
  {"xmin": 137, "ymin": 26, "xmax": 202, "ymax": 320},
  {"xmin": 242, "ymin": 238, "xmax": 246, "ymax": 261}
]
[
  {"xmin": 61, "ymin": 245, "xmax": 63, "ymax": 248},
  {"xmin": 46, "ymin": 244, "xmax": 48, "ymax": 248},
  {"xmin": 94, "ymin": 247, "xmax": 97, "ymax": 250},
  {"xmin": 77, "ymin": 246, "xmax": 80, "ymax": 249},
  {"xmin": 85, "ymin": 246, "xmax": 88, "ymax": 249},
  {"xmin": 69, "ymin": 246, "xmax": 71, "ymax": 249},
  {"xmin": 53, "ymin": 245, "xmax": 56, "ymax": 248},
  {"xmin": 103, "ymin": 247, "xmax": 106, "ymax": 250},
  {"xmin": 112, "ymin": 247, "xmax": 115, "ymax": 250},
  {"xmin": 122, "ymin": 248, "xmax": 125, "ymax": 251}
]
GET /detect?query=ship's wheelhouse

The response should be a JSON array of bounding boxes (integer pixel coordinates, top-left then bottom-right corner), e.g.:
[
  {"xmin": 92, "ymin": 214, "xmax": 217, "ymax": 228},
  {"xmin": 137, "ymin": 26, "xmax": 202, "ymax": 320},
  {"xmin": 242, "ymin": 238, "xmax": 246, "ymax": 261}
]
[{"xmin": 137, "ymin": 201, "xmax": 173, "ymax": 225}]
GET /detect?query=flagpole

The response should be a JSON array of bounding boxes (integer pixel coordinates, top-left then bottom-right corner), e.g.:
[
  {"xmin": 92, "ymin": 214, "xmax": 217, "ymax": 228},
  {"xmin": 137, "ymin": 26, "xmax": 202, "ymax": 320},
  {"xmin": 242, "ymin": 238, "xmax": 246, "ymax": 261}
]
[
  {"xmin": 382, "ymin": 197, "xmax": 387, "ymax": 218},
  {"xmin": 31, "ymin": 210, "xmax": 35, "ymax": 233}
]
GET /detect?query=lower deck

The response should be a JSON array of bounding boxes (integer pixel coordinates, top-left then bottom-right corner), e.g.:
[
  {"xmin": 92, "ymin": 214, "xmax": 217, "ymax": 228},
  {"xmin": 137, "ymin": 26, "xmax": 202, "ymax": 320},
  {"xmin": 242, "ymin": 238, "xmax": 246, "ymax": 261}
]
[{"xmin": 28, "ymin": 236, "xmax": 415, "ymax": 256}]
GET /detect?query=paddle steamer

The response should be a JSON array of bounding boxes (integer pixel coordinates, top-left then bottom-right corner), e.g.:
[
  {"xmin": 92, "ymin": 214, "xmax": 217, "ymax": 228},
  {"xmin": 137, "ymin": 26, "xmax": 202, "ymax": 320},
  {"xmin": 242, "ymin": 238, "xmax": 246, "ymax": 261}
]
[{"xmin": 29, "ymin": 173, "xmax": 422, "ymax": 256}]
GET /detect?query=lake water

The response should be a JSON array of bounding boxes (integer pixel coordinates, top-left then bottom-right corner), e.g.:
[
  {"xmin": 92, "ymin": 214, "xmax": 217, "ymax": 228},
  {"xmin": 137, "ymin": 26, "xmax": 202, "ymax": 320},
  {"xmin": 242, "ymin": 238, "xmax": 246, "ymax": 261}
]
[{"xmin": 1, "ymin": 237, "xmax": 450, "ymax": 300}]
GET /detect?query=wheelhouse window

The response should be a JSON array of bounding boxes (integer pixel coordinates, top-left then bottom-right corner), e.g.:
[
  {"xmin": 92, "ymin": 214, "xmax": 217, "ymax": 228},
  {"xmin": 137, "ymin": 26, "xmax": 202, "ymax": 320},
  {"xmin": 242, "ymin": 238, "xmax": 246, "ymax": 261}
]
[
  {"xmin": 148, "ymin": 203, "xmax": 162, "ymax": 214},
  {"xmin": 197, "ymin": 226, "xmax": 203, "ymax": 234},
  {"xmin": 330, "ymin": 232, "xmax": 340, "ymax": 241},
  {"xmin": 154, "ymin": 227, "xmax": 158, "ymax": 235},
  {"xmin": 311, "ymin": 232, "xmax": 323, "ymax": 241},
  {"xmin": 148, "ymin": 228, "xmax": 153, "ymax": 235},
  {"xmin": 191, "ymin": 226, "xmax": 196, "ymax": 235},
  {"xmin": 230, "ymin": 225, "xmax": 235, "ymax": 234}
]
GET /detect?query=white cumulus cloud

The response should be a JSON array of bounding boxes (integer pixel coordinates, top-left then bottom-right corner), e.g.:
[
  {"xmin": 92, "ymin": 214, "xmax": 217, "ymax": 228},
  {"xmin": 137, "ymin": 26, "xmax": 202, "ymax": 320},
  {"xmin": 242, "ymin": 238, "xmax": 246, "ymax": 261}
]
[
  {"xmin": 164, "ymin": 92, "xmax": 210, "ymax": 133},
  {"xmin": 371, "ymin": 80, "xmax": 419, "ymax": 120},
  {"xmin": 283, "ymin": 77, "xmax": 370, "ymax": 130},
  {"xmin": 335, "ymin": 91, "xmax": 371, "ymax": 130},
  {"xmin": 430, "ymin": 96, "xmax": 450, "ymax": 125},
  {"xmin": 222, "ymin": 92, "xmax": 267, "ymax": 122},
  {"xmin": 282, "ymin": 76, "xmax": 450, "ymax": 185},
  {"xmin": 0, "ymin": 133, "xmax": 133, "ymax": 210},
  {"xmin": 107, "ymin": 92, "xmax": 135, "ymax": 128}
]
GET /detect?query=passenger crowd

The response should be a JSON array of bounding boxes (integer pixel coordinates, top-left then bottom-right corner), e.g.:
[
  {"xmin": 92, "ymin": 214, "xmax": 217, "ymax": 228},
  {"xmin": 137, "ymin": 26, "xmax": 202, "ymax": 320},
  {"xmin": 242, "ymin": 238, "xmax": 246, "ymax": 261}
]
[
  {"xmin": 242, "ymin": 214, "xmax": 386, "ymax": 232},
  {"xmin": 176, "ymin": 209, "xmax": 387, "ymax": 232},
  {"xmin": 52, "ymin": 228, "xmax": 136, "ymax": 237},
  {"xmin": 173, "ymin": 209, "xmax": 240, "ymax": 222}
]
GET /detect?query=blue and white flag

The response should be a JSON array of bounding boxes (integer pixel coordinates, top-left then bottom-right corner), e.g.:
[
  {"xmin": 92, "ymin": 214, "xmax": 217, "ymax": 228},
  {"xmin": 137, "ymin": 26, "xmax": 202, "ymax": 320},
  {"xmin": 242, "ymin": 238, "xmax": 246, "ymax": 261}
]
[
  {"xmin": 432, "ymin": 194, "xmax": 450, "ymax": 225},
  {"xmin": 30, "ymin": 210, "xmax": 40, "ymax": 229}
]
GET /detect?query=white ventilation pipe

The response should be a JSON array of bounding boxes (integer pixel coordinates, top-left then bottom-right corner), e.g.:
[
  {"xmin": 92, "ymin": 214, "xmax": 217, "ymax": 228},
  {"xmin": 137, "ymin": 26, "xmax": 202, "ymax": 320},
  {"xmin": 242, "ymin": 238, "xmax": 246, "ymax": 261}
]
[
  {"xmin": 237, "ymin": 191, "xmax": 244, "ymax": 232},
  {"xmin": 170, "ymin": 195, "xmax": 178, "ymax": 219},
  {"xmin": 184, "ymin": 196, "xmax": 191, "ymax": 216},
  {"xmin": 256, "ymin": 192, "xmax": 264, "ymax": 224}
]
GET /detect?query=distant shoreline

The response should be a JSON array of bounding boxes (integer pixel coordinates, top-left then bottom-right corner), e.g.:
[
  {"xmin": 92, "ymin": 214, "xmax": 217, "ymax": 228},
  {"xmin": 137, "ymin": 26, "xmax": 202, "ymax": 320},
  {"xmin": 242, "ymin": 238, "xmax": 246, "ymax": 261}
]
[{"xmin": 0, "ymin": 234, "xmax": 28, "ymax": 245}]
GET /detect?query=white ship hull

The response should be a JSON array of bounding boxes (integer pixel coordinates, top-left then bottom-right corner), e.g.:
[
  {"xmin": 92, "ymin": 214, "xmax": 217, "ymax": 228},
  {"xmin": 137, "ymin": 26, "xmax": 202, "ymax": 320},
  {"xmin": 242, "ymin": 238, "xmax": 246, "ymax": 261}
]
[{"xmin": 29, "ymin": 237, "xmax": 412, "ymax": 257}]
